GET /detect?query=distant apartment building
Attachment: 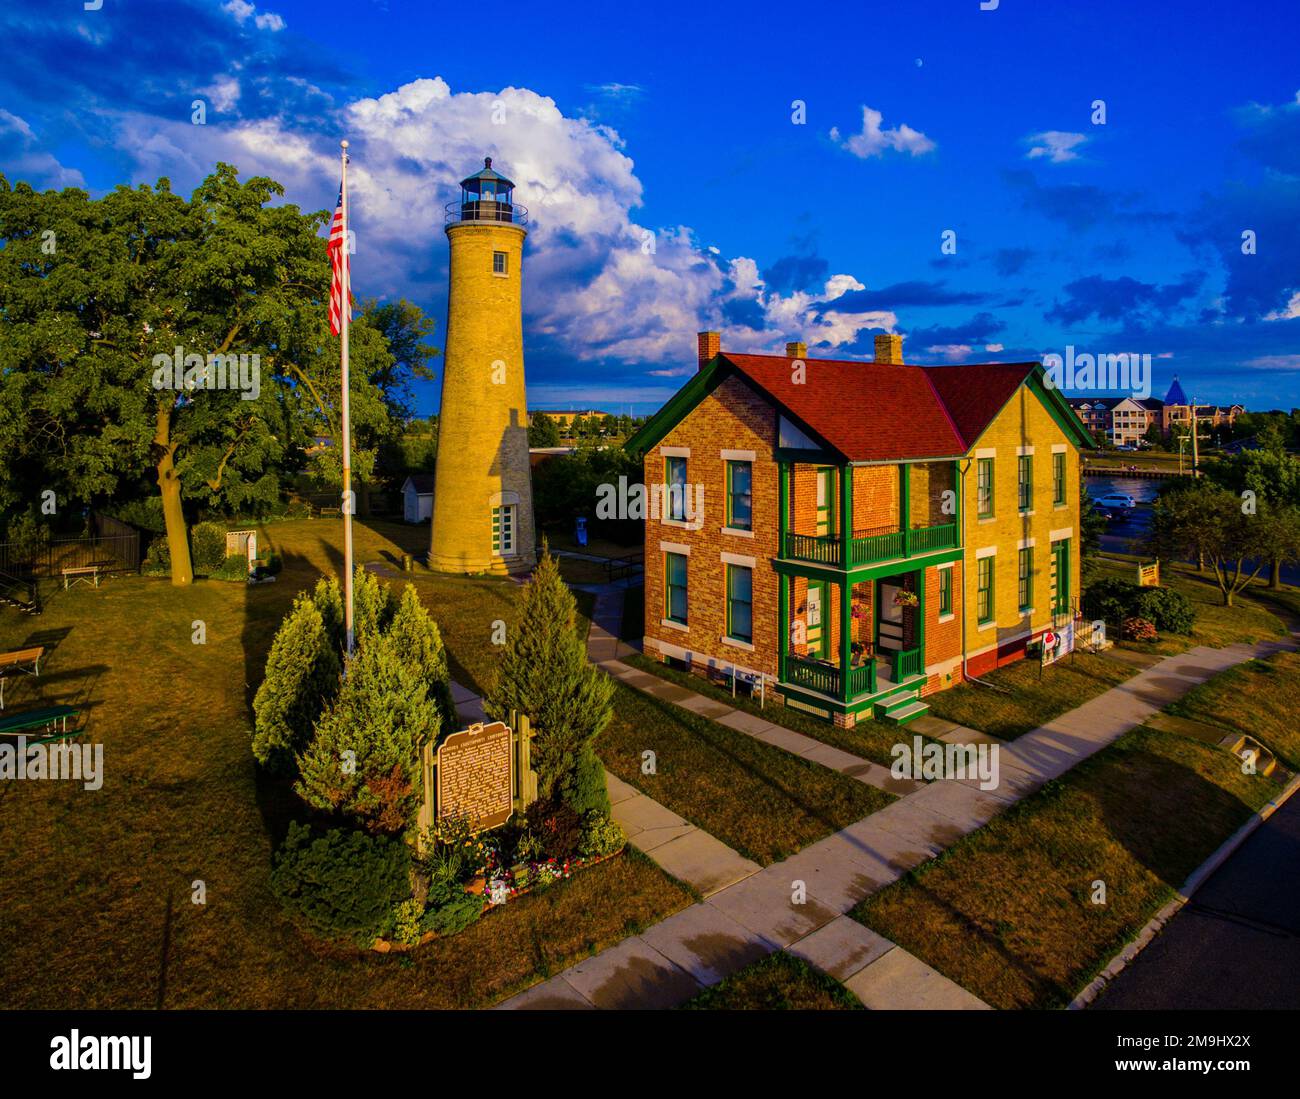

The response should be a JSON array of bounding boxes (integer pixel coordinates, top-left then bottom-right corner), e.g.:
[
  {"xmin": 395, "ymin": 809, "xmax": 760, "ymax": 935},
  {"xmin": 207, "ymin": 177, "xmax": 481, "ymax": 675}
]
[
  {"xmin": 626, "ymin": 332, "xmax": 1090, "ymax": 729},
  {"xmin": 527, "ymin": 409, "xmax": 610, "ymax": 429},
  {"xmin": 1066, "ymin": 377, "xmax": 1244, "ymax": 446}
]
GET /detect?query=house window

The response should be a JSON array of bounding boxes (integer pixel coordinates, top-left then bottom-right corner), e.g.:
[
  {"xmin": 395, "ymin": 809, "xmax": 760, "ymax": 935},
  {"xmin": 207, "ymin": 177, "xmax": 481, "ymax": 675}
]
[
  {"xmin": 977, "ymin": 458, "xmax": 994, "ymax": 519},
  {"xmin": 491, "ymin": 504, "xmax": 515, "ymax": 555},
  {"xmin": 492, "ymin": 251, "xmax": 507, "ymax": 275},
  {"xmin": 938, "ymin": 568, "xmax": 953, "ymax": 616},
  {"xmin": 665, "ymin": 552, "xmax": 688, "ymax": 625},
  {"xmin": 727, "ymin": 461, "xmax": 753, "ymax": 531},
  {"xmin": 1050, "ymin": 539, "xmax": 1071, "ymax": 616},
  {"xmin": 1018, "ymin": 547, "xmax": 1033, "ymax": 611},
  {"xmin": 1018, "ymin": 454, "xmax": 1032, "ymax": 512},
  {"xmin": 1053, "ymin": 451, "xmax": 1067, "ymax": 505},
  {"xmin": 977, "ymin": 555, "xmax": 994, "ymax": 624},
  {"xmin": 726, "ymin": 564, "xmax": 753, "ymax": 644},
  {"xmin": 665, "ymin": 455, "xmax": 688, "ymax": 521}
]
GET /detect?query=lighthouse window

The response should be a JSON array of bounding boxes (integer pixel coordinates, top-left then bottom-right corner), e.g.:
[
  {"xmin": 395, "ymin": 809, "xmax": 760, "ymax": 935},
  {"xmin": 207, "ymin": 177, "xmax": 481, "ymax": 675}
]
[
  {"xmin": 492, "ymin": 251, "xmax": 508, "ymax": 275},
  {"xmin": 491, "ymin": 505, "xmax": 515, "ymax": 554}
]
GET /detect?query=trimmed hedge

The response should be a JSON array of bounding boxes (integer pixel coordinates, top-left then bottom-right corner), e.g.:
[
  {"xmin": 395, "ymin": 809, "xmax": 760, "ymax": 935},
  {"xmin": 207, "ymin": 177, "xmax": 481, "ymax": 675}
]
[
  {"xmin": 271, "ymin": 822, "xmax": 411, "ymax": 944},
  {"xmin": 1084, "ymin": 577, "xmax": 1194, "ymax": 635}
]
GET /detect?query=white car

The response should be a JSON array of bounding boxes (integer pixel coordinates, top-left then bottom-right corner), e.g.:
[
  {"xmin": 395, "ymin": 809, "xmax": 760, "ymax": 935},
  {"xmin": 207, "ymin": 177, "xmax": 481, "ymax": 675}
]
[{"xmin": 1094, "ymin": 493, "xmax": 1137, "ymax": 509}]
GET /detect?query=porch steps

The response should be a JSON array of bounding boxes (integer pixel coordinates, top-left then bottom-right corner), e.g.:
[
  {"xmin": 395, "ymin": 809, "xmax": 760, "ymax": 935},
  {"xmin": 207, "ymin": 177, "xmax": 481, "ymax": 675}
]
[{"xmin": 874, "ymin": 686, "xmax": 930, "ymax": 726}]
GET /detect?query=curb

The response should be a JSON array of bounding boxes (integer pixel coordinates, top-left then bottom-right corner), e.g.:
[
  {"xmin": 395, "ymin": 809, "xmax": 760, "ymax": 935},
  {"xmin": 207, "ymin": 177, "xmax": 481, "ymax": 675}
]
[{"xmin": 1068, "ymin": 767, "xmax": 1300, "ymax": 1009}]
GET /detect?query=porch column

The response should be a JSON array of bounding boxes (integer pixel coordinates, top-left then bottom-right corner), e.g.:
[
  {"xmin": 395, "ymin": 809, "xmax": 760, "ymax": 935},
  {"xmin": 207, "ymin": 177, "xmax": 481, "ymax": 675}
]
[
  {"xmin": 778, "ymin": 571, "xmax": 788, "ymax": 683},
  {"xmin": 778, "ymin": 460, "xmax": 790, "ymax": 558},
  {"xmin": 900, "ymin": 462, "xmax": 911, "ymax": 556},
  {"xmin": 840, "ymin": 464, "xmax": 853, "ymax": 701}
]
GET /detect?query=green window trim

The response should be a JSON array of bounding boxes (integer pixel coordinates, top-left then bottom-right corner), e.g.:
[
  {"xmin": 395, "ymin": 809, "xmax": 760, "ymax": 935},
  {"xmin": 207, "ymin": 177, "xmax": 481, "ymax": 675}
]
[
  {"xmin": 1018, "ymin": 546, "xmax": 1033, "ymax": 611},
  {"xmin": 727, "ymin": 460, "xmax": 753, "ymax": 531},
  {"xmin": 665, "ymin": 551, "xmax": 688, "ymax": 624},
  {"xmin": 976, "ymin": 458, "xmax": 994, "ymax": 519},
  {"xmin": 664, "ymin": 455, "xmax": 688, "ymax": 522},
  {"xmin": 938, "ymin": 567, "xmax": 953, "ymax": 616},
  {"xmin": 726, "ymin": 564, "xmax": 754, "ymax": 644},
  {"xmin": 1018, "ymin": 454, "xmax": 1033, "ymax": 512},
  {"xmin": 1052, "ymin": 451, "xmax": 1067, "ymax": 505},
  {"xmin": 977, "ymin": 555, "xmax": 994, "ymax": 624}
]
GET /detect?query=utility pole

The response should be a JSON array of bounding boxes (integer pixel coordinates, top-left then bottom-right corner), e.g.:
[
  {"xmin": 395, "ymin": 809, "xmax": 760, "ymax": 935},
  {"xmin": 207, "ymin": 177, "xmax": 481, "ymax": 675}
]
[{"xmin": 1189, "ymin": 397, "xmax": 1200, "ymax": 476}]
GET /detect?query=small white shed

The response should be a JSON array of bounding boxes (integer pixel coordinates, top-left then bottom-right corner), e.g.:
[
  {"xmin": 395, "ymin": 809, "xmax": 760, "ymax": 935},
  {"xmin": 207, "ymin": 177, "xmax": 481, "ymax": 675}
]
[{"xmin": 401, "ymin": 474, "xmax": 436, "ymax": 523}]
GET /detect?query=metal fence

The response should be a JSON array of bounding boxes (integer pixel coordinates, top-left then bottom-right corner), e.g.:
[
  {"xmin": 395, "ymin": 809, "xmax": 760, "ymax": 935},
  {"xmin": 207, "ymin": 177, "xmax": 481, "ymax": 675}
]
[{"xmin": 0, "ymin": 515, "xmax": 141, "ymax": 579}]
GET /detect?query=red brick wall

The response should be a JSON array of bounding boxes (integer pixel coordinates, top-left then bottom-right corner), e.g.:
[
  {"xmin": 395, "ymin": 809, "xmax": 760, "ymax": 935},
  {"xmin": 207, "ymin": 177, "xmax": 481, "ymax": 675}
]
[
  {"xmin": 853, "ymin": 465, "xmax": 898, "ymax": 534},
  {"xmin": 642, "ymin": 374, "xmax": 780, "ymax": 678}
]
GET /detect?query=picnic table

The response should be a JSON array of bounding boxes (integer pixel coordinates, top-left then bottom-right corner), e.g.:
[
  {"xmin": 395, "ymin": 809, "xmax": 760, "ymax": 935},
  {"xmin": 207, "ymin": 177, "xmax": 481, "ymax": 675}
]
[
  {"xmin": 0, "ymin": 646, "xmax": 44, "ymax": 709},
  {"xmin": 62, "ymin": 562, "xmax": 113, "ymax": 589},
  {"xmin": 0, "ymin": 704, "xmax": 81, "ymax": 741}
]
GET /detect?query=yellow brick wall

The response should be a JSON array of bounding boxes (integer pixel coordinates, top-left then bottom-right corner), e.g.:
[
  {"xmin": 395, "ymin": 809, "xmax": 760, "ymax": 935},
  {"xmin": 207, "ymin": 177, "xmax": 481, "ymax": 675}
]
[
  {"xmin": 430, "ymin": 222, "xmax": 536, "ymax": 575},
  {"xmin": 961, "ymin": 386, "xmax": 1081, "ymax": 673}
]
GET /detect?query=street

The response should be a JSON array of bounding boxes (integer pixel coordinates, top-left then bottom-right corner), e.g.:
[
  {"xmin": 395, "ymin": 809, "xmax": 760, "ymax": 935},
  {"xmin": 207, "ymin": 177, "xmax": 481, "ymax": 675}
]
[{"xmin": 1093, "ymin": 789, "xmax": 1300, "ymax": 1010}]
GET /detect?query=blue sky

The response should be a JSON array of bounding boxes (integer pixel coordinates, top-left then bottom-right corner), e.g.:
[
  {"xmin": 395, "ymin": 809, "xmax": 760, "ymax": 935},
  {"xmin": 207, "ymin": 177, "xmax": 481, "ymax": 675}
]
[{"xmin": 2, "ymin": 0, "xmax": 1298, "ymax": 416}]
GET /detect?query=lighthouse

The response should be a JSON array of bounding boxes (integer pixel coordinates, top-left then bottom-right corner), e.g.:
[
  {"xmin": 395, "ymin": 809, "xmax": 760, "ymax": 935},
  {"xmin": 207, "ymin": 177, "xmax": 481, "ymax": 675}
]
[{"xmin": 429, "ymin": 157, "xmax": 537, "ymax": 575}]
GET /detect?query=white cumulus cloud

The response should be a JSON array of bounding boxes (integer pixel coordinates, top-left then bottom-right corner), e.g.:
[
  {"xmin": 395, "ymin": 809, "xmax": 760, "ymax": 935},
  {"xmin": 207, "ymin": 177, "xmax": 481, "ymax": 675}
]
[
  {"xmin": 831, "ymin": 106, "xmax": 935, "ymax": 159},
  {"xmin": 1024, "ymin": 131, "xmax": 1087, "ymax": 163}
]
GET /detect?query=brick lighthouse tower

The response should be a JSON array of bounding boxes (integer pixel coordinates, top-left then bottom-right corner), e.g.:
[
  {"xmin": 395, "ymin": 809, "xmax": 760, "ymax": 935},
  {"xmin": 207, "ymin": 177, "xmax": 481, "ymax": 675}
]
[{"xmin": 429, "ymin": 157, "xmax": 536, "ymax": 575}]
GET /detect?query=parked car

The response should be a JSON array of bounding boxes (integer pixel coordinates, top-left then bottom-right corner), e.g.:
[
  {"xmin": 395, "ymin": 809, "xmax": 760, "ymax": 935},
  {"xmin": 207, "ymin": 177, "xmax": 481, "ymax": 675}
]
[{"xmin": 1094, "ymin": 492, "xmax": 1137, "ymax": 509}]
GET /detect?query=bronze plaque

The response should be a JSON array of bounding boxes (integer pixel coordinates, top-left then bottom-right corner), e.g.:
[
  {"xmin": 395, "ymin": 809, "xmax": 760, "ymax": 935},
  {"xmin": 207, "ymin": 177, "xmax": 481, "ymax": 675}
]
[{"xmin": 436, "ymin": 721, "xmax": 514, "ymax": 832}]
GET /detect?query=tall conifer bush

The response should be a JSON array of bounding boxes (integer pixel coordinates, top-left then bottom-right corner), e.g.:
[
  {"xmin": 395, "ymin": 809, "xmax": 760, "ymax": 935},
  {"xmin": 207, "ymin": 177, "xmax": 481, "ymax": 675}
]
[{"xmin": 486, "ymin": 547, "xmax": 613, "ymax": 813}]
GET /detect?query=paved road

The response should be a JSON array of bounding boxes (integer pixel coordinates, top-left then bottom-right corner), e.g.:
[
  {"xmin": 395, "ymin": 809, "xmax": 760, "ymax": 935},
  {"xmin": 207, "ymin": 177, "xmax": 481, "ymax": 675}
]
[{"xmin": 1093, "ymin": 790, "xmax": 1300, "ymax": 1010}]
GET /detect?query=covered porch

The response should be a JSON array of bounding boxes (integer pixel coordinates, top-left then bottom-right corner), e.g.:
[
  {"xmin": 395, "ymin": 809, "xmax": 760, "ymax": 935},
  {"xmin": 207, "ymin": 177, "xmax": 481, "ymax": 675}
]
[{"xmin": 777, "ymin": 569, "xmax": 927, "ymax": 706}]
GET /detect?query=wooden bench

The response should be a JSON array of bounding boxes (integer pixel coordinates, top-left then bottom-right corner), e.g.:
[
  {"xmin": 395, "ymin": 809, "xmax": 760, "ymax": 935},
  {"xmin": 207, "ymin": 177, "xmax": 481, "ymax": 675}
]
[
  {"xmin": 0, "ymin": 646, "xmax": 44, "ymax": 709},
  {"xmin": 0, "ymin": 704, "xmax": 81, "ymax": 740},
  {"xmin": 62, "ymin": 564, "xmax": 108, "ymax": 589}
]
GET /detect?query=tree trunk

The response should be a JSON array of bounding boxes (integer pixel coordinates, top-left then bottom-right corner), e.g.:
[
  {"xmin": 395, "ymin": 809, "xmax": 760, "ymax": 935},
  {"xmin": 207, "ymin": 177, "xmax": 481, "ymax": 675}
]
[
  {"xmin": 1269, "ymin": 558, "xmax": 1282, "ymax": 590},
  {"xmin": 154, "ymin": 407, "xmax": 193, "ymax": 586}
]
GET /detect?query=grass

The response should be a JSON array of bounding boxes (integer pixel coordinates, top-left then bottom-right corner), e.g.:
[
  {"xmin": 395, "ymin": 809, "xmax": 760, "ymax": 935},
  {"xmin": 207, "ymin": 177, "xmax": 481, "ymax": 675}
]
[
  {"xmin": 600, "ymin": 683, "xmax": 890, "ymax": 865},
  {"xmin": 1089, "ymin": 554, "xmax": 1288, "ymax": 655},
  {"xmin": 1168, "ymin": 650, "xmax": 1300, "ymax": 771},
  {"xmin": 622, "ymin": 651, "xmax": 920, "ymax": 768},
  {"xmin": 682, "ymin": 952, "xmax": 863, "ymax": 1010},
  {"xmin": 924, "ymin": 649, "xmax": 1138, "ymax": 740},
  {"xmin": 851, "ymin": 724, "xmax": 1277, "ymax": 1008},
  {"xmin": 0, "ymin": 517, "xmax": 693, "ymax": 1008}
]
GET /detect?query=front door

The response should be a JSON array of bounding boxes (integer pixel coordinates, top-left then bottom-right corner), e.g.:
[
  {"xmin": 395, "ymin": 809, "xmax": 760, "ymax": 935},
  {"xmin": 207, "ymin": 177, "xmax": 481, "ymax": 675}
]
[
  {"xmin": 877, "ymin": 579, "xmax": 903, "ymax": 654},
  {"xmin": 806, "ymin": 581, "xmax": 827, "ymax": 659},
  {"xmin": 1050, "ymin": 539, "xmax": 1070, "ymax": 617},
  {"xmin": 815, "ymin": 468, "xmax": 834, "ymax": 538}
]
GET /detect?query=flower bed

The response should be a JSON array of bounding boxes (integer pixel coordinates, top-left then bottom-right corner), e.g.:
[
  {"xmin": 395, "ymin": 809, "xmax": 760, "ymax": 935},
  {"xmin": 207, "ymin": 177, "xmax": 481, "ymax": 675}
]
[{"xmin": 371, "ymin": 844, "xmax": 626, "ymax": 953}]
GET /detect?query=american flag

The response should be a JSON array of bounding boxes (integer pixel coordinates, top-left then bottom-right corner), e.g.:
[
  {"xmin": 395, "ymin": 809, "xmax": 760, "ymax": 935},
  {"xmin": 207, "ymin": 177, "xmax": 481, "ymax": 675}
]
[{"xmin": 327, "ymin": 184, "xmax": 351, "ymax": 336}]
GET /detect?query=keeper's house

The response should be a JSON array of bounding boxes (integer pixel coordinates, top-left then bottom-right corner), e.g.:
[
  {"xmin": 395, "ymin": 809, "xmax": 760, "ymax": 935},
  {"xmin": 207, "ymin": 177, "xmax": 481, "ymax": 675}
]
[{"xmin": 625, "ymin": 332, "xmax": 1092, "ymax": 728}]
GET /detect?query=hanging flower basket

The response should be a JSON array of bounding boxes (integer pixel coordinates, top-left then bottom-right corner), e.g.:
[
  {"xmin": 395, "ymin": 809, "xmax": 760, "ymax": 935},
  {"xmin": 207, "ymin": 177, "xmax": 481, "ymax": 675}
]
[{"xmin": 893, "ymin": 590, "xmax": 919, "ymax": 608}]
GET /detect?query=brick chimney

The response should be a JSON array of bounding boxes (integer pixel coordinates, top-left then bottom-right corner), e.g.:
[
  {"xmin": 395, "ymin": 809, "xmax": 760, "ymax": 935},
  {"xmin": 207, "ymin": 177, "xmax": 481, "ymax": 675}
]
[
  {"xmin": 874, "ymin": 333, "xmax": 903, "ymax": 364},
  {"xmin": 698, "ymin": 330, "xmax": 721, "ymax": 371},
  {"xmin": 785, "ymin": 340, "xmax": 807, "ymax": 359}
]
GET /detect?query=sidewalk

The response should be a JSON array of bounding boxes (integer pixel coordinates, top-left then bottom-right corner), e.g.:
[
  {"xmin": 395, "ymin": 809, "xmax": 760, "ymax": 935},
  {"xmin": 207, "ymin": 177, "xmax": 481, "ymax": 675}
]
[{"xmin": 496, "ymin": 582, "xmax": 1297, "ymax": 1010}]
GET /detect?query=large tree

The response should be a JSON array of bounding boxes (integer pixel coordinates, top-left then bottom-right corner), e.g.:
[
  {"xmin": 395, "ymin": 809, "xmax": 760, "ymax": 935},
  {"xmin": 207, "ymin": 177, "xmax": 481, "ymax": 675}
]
[
  {"xmin": 0, "ymin": 166, "xmax": 405, "ymax": 583},
  {"xmin": 1205, "ymin": 446, "xmax": 1300, "ymax": 587}
]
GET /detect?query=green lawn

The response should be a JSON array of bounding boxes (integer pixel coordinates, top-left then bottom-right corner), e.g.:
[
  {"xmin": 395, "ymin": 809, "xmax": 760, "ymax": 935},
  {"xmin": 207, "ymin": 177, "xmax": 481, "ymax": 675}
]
[
  {"xmin": 682, "ymin": 952, "xmax": 863, "ymax": 1010},
  {"xmin": 1168, "ymin": 650, "xmax": 1300, "ymax": 771},
  {"xmin": 623, "ymin": 650, "xmax": 922, "ymax": 768},
  {"xmin": 0, "ymin": 518, "xmax": 692, "ymax": 1008},
  {"xmin": 600, "ymin": 683, "xmax": 890, "ymax": 865},
  {"xmin": 852, "ymin": 724, "xmax": 1277, "ymax": 1008},
  {"xmin": 1090, "ymin": 555, "xmax": 1288, "ymax": 655},
  {"xmin": 924, "ymin": 649, "xmax": 1138, "ymax": 740}
]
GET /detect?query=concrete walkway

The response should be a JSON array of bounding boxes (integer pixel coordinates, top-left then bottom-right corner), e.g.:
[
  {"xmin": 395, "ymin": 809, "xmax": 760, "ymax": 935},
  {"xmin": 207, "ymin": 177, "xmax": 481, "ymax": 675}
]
[
  {"xmin": 589, "ymin": 587, "xmax": 919, "ymax": 796},
  {"xmin": 496, "ymin": 580, "xmax": 1298, "ymax": 1010}
]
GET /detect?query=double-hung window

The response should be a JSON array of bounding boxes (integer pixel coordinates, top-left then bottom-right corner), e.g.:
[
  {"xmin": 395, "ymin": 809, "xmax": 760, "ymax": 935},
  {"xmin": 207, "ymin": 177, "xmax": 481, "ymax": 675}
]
[
  {"xmin": 977, "ymin": 556, "xmax": 994, "ymax": 625},
  {"xmin": 664, "ymin": 455, "xmax": 688, "ymax": 522},
  {"xmin": 977, "ymin": 458, "xmax": 994, "ymax": 519},
  {"xmin": 727, "ymin": 461, "xmax": 753, "ymax": 531},
  {"xmin": 1018, "ymin": 454, "xmax": 1033, "ymax": 512},
  {"xmin": 726, "ymin": 564, "xmax": 753, "ymax": 644},
  {"xmin": 1018, "ymin": 547, "xmax": 1033, "ymax": 612},
  {"xmin": 1052, "ymin": 451, "xmax": 1067, "ymax": 506},
  {"xmin": 665, "ymin": 552, "xmax": 688, "ymax": 625}
]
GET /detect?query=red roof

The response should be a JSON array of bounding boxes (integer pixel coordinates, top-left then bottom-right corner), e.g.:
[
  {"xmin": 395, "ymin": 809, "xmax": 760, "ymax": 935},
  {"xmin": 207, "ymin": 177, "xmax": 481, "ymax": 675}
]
[{"xmin": 720, "ymin": 353, "xmax": 1039, "ymax": 462}]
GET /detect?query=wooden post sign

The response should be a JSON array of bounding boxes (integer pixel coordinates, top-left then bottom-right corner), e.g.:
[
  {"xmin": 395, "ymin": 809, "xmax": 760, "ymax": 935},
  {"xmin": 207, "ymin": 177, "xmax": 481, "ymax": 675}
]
[
  {"xmin": 436, "ymin": 721, "xmax": 514, "ymax": 833},
  {"xmin": 1137, "ymin": 560, "xmax": 1160, "ymax": 587}
]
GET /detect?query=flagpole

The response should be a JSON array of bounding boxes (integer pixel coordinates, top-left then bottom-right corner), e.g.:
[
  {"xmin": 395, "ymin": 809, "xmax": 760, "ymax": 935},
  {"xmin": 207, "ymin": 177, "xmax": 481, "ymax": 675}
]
[{"xmin": 340, "ymin": 139, "xmax": 355, "ymax": 658}]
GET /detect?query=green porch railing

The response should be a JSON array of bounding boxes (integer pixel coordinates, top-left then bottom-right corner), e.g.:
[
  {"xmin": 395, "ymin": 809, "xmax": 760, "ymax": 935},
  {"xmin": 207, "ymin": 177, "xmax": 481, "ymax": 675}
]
[
  {"xmin": 783, "ymin": 532, "xmax": 842, "ymax": 567},
  {"xmin": 784, "ymin": 654, "xmax": 840, "ymax": 697},
  {"xmin": 783, "ymin": 520, "xmax": 959, "ymax": 569},
  {"xmin": 907, "ymin": 522, "xmax": 958, "ymax": 554},
  {"xmin": 847, "ymin": 662, "xmax": 874, "ymax": 698},
  {"xmin": 850, "ymin": 528, "xmax": 905, "ymax": 565},
  {"xmin": 894, "ymin": 647, "xmax": 924, "ymax": 681}
]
